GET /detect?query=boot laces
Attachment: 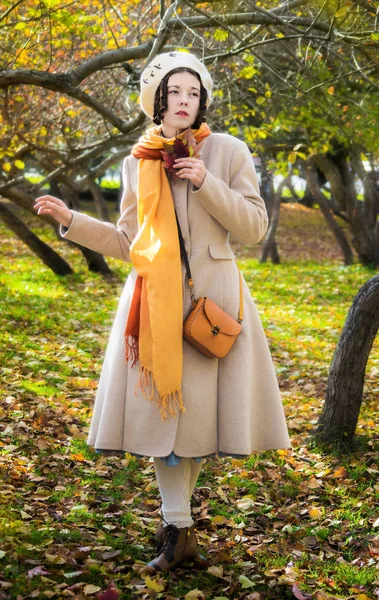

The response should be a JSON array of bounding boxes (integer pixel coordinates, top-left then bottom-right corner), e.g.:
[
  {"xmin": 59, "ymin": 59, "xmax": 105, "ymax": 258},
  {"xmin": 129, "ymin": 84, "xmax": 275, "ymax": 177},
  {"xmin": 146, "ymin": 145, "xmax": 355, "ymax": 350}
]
[{"xmin": 160, "ymin": 524, "xmax": 180, "ymax": 554}]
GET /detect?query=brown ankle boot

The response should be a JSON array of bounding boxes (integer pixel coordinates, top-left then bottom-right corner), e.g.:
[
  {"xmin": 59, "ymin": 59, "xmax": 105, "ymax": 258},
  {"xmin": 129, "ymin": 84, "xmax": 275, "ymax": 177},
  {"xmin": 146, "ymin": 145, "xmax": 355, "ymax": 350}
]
[
  {"xmin": 145, "ymin": 523, "xmax": 210, "ymax": 573},
  {"xmin": 155, "ymin": 519, "xmax": 166, "ymax": 551}
]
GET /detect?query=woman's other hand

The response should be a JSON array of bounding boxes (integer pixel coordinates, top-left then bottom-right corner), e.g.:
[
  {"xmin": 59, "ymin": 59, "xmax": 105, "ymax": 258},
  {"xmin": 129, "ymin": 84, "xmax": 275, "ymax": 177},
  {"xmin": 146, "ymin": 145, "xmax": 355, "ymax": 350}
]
[
  {"xmin": 33, "ymin": 195, "xmax": 73, "ymax": 228},
  {"xmin": 173, "ymin": 157, "xmax": 207, "ymax": 189}
]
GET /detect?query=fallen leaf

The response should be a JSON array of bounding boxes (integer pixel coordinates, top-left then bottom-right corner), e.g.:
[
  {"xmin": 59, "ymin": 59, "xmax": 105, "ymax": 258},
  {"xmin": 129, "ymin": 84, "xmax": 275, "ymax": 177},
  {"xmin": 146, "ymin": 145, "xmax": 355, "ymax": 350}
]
[
  {"xmin": 184, "ymin": 590, "xmax": 205, "ymax": 599},
  {"xmin": 213, "ymin": 515, "xmax": 228, "ymax": 525},
  {"xmin": 98, "ymin": 580, "xmax": 120, "ymax": 599},
  {"xmin": 332, "ymin": 466, "xmax": 348, "ymax": 478},
  {"xmin": 144, "ymin": 575, "xmax": 165, "ymax": 592},
  {"xmin": 236, "ymin": 497, "xmax": 255, "ymax": 511},
  {"xmin": 292, "ymin": 584, "xmax": 313, "ymax": 600},
  {"xmin": 83, "ymin": 584, "xmax": 101, "ymax": 594},
  {"xmin": 239, "ymin": 575, "xmax": 255, "ymax": 589},
  {"xmin": 309, "ymin": 507, "xmax": 322, "ymax": 519},
  {"xmin": 207, "ymin": 565, "xmax": 224, "ymax": 578}
]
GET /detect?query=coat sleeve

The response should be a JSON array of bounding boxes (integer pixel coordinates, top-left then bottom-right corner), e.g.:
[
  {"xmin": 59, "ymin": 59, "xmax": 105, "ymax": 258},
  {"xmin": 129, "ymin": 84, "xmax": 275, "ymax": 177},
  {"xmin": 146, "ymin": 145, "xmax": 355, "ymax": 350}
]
[
  {"xmin": 59, "ymin": 156, "xmax": 138, "ymax": 261},
  {"xmin": 191, "ymin": 139, "xmax": 268, "ymax": 244}
]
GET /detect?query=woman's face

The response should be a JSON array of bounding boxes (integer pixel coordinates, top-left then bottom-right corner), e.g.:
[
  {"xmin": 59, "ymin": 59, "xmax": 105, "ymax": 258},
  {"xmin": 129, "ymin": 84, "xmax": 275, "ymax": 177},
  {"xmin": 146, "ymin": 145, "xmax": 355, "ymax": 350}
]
[{"xmin": 160, "ymin": 71, "xmax": 201, "ymax": 135}]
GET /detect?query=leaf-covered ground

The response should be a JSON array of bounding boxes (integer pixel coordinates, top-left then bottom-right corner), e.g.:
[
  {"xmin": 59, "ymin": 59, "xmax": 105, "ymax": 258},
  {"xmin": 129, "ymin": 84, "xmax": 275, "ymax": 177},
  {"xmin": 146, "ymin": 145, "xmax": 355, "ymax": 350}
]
[{"xmin": 0, "ymin": 203, "xmax": 378, "ymax": 600}]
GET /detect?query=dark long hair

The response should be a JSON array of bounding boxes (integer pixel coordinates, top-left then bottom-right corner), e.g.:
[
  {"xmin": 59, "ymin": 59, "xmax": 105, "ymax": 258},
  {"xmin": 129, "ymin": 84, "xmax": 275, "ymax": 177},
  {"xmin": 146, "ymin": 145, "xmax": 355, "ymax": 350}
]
[{"xmin": 152, "ymin": 67, "xmax": 208, "ymax": 129}]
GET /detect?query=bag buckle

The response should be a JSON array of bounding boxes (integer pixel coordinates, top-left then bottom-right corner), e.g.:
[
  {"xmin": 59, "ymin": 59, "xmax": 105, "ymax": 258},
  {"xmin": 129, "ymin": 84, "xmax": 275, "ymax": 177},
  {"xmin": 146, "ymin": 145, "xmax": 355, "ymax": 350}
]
[{"xmin": 211, "ymin": 325, "xmax": 220, "ymax": 336}]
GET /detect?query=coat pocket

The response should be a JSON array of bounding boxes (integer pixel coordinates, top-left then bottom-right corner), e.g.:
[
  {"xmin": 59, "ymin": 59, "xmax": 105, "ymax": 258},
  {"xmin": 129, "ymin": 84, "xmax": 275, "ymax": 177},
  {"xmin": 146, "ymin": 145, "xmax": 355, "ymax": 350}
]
[{"xmin": 208, "ymin": 244, "xmax": 236, "ymax": 260}]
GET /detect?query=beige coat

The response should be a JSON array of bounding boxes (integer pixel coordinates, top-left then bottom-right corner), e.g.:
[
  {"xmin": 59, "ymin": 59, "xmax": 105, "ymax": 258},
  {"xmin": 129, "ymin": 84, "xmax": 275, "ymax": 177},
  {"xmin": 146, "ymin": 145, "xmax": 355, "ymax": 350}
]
[{"xmin": 60, "ymin": 132, "xmax": 291, "ymax": 457}]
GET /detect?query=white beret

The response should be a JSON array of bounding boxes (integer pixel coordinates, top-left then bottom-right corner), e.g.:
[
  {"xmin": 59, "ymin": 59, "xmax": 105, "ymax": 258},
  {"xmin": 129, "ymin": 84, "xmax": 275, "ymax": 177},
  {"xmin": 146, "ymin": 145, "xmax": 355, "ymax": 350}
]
[{"xmin": 139, "ymin": 50, "xmax": 213, "ymax": 119}]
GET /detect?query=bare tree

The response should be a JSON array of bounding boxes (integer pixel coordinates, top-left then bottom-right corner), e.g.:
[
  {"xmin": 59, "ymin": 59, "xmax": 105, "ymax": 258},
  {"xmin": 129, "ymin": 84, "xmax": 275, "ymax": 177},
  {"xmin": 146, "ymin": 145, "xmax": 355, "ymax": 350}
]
[{"xmin": 315, "ymin": 274, "xmax": 379, "ymax": 449}]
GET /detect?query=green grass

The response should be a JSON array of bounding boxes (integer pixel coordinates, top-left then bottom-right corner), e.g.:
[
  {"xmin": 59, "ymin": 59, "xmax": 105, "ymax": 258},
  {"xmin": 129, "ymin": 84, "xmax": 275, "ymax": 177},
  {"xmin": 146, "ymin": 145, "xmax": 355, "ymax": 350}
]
[{"xmin": 0, "ymin": 205, "xmax": 378, "ymax": 599}]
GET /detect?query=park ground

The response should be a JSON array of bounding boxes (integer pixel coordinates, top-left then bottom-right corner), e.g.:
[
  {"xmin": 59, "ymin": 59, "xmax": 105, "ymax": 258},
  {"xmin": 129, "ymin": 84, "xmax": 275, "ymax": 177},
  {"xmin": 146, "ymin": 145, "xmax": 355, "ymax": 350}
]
[{"xmin": 0, "ymin": 203, "xmax": 378, "ymax": 600}]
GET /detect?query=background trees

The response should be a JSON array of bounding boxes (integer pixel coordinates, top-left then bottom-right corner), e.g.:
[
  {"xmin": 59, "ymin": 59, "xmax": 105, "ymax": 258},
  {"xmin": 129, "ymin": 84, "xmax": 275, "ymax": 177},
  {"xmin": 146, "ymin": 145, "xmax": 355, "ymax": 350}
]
[{"xmin": 1, "ymin": 0, "xmax": 378, "ymax": 268}]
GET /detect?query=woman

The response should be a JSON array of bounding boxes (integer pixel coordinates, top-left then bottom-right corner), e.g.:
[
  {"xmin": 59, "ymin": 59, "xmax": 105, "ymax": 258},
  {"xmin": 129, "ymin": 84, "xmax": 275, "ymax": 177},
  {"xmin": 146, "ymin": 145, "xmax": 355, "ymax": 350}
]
[{"xmin": 34, "ymin": 50, "xmax": 290, "ymax": 573}]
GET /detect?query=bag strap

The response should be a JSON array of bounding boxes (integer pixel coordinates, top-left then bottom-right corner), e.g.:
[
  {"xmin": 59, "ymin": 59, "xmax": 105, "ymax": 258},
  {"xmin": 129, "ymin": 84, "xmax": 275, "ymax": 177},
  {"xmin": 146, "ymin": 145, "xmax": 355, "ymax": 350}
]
[
  {"xmin": 175, "ymin": 211, "xmax": 196, "ymax": 306},
  {"xmin": 175, "ymin": 211, "xmax": 243, "ymax": 324}
]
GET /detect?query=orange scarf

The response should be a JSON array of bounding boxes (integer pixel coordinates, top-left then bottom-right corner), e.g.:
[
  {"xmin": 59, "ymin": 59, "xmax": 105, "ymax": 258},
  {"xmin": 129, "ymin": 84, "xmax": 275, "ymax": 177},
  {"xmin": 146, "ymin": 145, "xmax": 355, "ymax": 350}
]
[{"xmin": 124, "ymin": 122, "xmax": 211, "ymax": 419}]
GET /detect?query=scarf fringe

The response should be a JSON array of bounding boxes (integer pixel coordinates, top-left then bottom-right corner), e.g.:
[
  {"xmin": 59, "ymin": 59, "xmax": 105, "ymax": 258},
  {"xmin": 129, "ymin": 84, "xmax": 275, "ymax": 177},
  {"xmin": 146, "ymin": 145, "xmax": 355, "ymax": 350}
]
[
  {"xmin": 135, "ymin": 366, "xmax": 186, "ymax": 421},
  {"xmin": 125, "ymin": 335, "xmax": 139, "ymax": 368}
]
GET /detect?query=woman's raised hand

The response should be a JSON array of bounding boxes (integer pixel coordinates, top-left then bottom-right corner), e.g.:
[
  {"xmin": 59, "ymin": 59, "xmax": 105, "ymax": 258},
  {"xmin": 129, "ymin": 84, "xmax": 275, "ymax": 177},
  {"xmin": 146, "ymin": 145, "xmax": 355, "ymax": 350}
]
[
  {"xmin": 33, "ymin": 195, "xmax": 73, "ymax": 228},
  {"xmin": 173, "ymin": 157, "xmax": 207, "ymax": 188}
]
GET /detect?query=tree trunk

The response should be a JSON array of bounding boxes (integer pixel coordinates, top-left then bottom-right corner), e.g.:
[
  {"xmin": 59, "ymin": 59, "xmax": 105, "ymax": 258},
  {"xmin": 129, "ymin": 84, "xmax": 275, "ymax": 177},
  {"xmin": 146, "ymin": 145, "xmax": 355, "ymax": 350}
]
[
  {"xmin": 259, "ymin": 161, "xmax": 281, "ymax": 264},
  {"xmin": 350, "ymin": 148, "xmax": 379, "ymax": 265},
  {"xmin": 286, "ymin": 179, "xmax": 299, "ymax": 202},
  {"xmin": 0, "ymin": 201, "xmax": 73, "ymax": 275},
  {"xmin": 351, "ymin": 147, "xmax": 378, "ymax": 229},
  {"xmin": 88, "ymin": 178, "xmax": 110, "ymax": 222},
  {"xmin": 60, "ymin": 234, "xmax": 114, "ymax": 276},
  {"xmin": 301, "ymin": 186, "xmax": 314, "ymax": 208},
  {"xmin": 260, "ymin": 173, "xmax": 290, "ymax": 263},
  {"xmin": 270, "ymin": 241, "xmax": 280, "ymax": 264},
  {"xmin": 61, "ymin": 183, "xmax": 81, "ymax": 211},
  {"xmin": 315, "ymin": 154, "xmax": 377, "ymax": 265},
  {"xmin": 315, "ymin": 274, "xmax": 379, "ymax": 449},
  {"xmin": 305, "ymin": 160, "xmax": 354, "ymax": 265},
  {"xmin": 260, "ymin": 160, "xmax": 275, "ymax": 217},
  {"xmin": 5, "ymin": 186, "xmax": 114, "ymax": 275}
]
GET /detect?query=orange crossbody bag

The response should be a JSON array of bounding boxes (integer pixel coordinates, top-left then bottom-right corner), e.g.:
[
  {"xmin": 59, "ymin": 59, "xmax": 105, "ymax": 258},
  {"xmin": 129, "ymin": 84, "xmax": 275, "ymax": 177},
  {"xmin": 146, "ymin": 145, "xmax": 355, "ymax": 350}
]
[{"xmin": 176, "ymin": 213, "xmax": 243, "ymax": 359}]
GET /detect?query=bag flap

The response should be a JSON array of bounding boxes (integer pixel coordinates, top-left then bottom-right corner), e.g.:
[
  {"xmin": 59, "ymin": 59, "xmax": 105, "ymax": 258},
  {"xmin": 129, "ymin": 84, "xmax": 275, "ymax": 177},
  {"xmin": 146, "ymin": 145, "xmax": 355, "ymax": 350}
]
[{"xmin": 203, "ymin": 298, "xmax": 241, "ymax": 336}]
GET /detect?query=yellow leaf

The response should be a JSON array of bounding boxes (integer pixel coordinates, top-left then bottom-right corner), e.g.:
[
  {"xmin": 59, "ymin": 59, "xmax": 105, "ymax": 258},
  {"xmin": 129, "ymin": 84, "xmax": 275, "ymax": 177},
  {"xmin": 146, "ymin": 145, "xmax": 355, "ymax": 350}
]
[
  {"xmin": 213, "ymin": 515, "xmax": 228, "ymax": 525},
  {"xmin": 335, "ymin": 6, "xmax": 348, "ymax": 17},
  {"xmin": 241, "ymin": 66, "xmax": 258, "ymax": 79},
  {"xmin": 333, "ymin": 466, "xmax": 348, "ymax": 478},
  {"xmin": 144, "ymin": 575, "xmax": 165, "ymax": 592},
  {"xmin": 288, "ymin": 152, "xmax": 297, "ymax": 164},
  {"xmin": 70, "ymin": 453, "xmax": 85, "ymax": 461},
  {"xmin": 15, "ymin": 160, "xmax": 25, "ymax": 170},
  {"xmin": 3, "ymin": 163, "xmax": 11, "ymax": 172},
  {"xmin": 276, "ymin": 32, "xmax": 284, "ymax": 38},
  {"xmin": 328, "ymin": 86, "xmax": 335, "ymax": 95},
  {"xmin": 309, "ymin": 507, "xmax": 322, "ymax": 519},
  {"xmin": 216, "ymin": 486, "xmax": 229, "ymax": 503},
  {"xmin": 214, "ymin": 28, "xmax": 228, "ymax": 41}
]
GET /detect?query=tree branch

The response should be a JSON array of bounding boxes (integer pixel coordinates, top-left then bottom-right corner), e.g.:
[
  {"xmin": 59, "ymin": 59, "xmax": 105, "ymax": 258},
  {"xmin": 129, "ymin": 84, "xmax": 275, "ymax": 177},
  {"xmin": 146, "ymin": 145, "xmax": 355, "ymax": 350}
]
[{"xmin": 0, "ymin": 0, "xmax": 24, "ymax": 23}]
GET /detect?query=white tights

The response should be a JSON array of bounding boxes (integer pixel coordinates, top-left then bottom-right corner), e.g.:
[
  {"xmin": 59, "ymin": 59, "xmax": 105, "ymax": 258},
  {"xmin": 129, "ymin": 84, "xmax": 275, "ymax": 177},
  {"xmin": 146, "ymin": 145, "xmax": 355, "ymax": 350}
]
[{"xmin": 153, "ymin": 457, "xmax": 205, "ymax": 528}]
